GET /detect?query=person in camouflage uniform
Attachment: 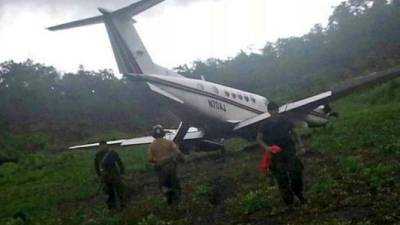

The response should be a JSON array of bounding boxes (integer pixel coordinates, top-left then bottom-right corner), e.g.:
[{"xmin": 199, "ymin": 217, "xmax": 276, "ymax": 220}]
[
  {"xmin": 148, "ymin": 125, "xmax": 184, "ymax": 205},
  {"xmin": 256, "ymin": 102, "xmax": 307, "ymax": 207},
  {"xmin": 94, "ymin": 140, "xmax": 126, "ymax": 209}
]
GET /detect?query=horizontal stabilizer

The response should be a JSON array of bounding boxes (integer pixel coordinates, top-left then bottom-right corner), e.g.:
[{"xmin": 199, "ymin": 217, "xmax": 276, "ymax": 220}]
[
  {"xmin": 47, "ymin": 15, "xmax": 104, "ymax": 31},
  {"xmin": 115, "ymin": 0, "xmax": 165, "ymax": 18},
  {"xmin": 47, "ymin": 0, "xmax": 165, "ymax": 31}
]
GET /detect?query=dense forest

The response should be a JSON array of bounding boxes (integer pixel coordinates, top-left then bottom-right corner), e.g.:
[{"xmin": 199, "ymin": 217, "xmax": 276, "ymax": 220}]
[
  {"xmin": 1, "ymin": 0, "xmax": 400, "ymax": 151},
  {"xmin": 176, "ymin": 0, "xmax": 400, "ymax": 100}
]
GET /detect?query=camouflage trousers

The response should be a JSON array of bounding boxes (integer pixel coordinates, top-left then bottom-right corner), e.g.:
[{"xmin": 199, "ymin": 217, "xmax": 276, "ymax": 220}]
[
  {"xmin": 154, "ymin": 159, "xmax": 181, "ymax": 205},
  {"xmin": 270, "ymin": 144, "xmax": 305, "ymax": 206},
  {"xmin": 101, "ymin": 174, "xmax": 126, "ymax": 209}
]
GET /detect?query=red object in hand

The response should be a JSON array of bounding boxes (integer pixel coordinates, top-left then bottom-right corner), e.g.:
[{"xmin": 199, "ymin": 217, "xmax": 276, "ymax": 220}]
[
  {"xmin": 259, "ymin": 151, "xmax": 272, "ymax": 175},
  {"xmin": 270, "ymin": 145, "xmax": 282, "ymax": 154}
]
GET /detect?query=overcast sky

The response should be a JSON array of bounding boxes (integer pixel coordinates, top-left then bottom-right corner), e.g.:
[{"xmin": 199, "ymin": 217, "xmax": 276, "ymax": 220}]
[{"xmin": 0, "ymin": 0, "xmax": 344, "ymax": 74}]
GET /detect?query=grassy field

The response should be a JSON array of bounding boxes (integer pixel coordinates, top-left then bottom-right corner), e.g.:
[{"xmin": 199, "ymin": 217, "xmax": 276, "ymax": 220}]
[
  {"xmin": 1, "ymin": 81, "xmax": 400, "ymax": 225},
  {"xmin": 0, "ymin": 145, "xmax": 150, "ymax": 225}
]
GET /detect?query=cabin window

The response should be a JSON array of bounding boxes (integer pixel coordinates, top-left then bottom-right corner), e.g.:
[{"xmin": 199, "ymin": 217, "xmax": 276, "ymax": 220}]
[
  {"xmin": 244, "ymin": 96, "xmax": 249, "ymax": 102},
  {"xmin": 232, "ymin": 93, "xmax": 237, "ymax": 99},
  {"xmin": 251, "ymin": 97, "xmax": 256, "ymax": 103},
  {"xmin": 212, "ymin": 86, "xmax": 219, "ymax": 94},
  {"xmin": 238, "ymin": 95, "xmax": 243, "ymax": 100},
  {"xmin": 224, "ymin": 90, "xmax": 230, "ymax": 97},
  {"xmin": 197, "ymin": 83, "xmax": 205, "ymax": 91}
]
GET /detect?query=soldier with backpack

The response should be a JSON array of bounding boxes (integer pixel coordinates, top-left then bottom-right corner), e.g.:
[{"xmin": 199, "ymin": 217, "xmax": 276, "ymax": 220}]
[
  {"xmin": 94, "ymin": 140, "xmax": 126, "ymax": 209},
  {"xmin": 148, "ymin": 125, "xmax": 185, "ymax": 205}
]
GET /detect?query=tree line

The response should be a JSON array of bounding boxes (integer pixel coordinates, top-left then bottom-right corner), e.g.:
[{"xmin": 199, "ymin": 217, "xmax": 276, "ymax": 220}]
[
  {"xmin": 0, "ymin": 61, "xmax": 177, "ymax": 146},
  {"xmin": 175, "ymin": 0, "xmax": 400, "ymax": 101}
]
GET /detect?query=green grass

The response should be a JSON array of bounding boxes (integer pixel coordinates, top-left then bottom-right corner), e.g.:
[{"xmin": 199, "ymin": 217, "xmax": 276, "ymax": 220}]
[
  {"xmin": 310, "ymin": 82, "xmax": 400, "ymax": 153},
  {"xmin": 0, "ymin": 145, "xmax": 149, "ymax": 224}
]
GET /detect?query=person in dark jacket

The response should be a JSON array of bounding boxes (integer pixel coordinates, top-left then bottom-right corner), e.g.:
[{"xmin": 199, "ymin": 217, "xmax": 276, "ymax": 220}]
[
  {"xmin": 256, "ymin": 102, "xmax": 307, "ymax": 207},
  {"xmin": 94, "ymin": 140, "xmax": 126, "ymax": 209}
]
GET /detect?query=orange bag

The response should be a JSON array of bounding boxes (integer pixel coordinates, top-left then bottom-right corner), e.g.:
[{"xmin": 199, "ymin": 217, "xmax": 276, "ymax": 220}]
[
  {"xmin": 259, "ymin": 151, "xmax": 272, "ymax": 175},
  {"xmin": 270, "ymin": 145, "xmax": 282, "ymax": 154},
  {"xmin": 259, "ymin": 145, "xmax": 282, "ymax": 175}
]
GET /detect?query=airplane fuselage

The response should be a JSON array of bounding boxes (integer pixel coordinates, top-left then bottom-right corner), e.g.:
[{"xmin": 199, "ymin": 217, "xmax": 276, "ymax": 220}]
[
  {"xmin": 139, "ymin": 74, "xmax": 268, "ymax": 122},
  {"xmin": 131, "ymin": 74, "xmax": 329, "ymax": 134}
]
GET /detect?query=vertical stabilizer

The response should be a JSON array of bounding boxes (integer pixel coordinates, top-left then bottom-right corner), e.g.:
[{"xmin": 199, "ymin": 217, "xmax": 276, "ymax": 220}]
[{"xmin": 48, "ymin": 0, "xmax": 181, "ymax": 77}]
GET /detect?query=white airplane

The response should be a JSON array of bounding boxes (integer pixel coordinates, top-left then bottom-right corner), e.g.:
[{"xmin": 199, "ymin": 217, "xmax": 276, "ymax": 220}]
[{"xmin": 48, "ymin": 0, "xmax": 400, "ymax": 152}]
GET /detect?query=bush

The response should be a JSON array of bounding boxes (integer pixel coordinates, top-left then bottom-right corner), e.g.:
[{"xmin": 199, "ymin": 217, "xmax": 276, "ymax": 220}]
[{"xmin": 0, "ymin": 133, "xmax": 49, "ymax": 165}]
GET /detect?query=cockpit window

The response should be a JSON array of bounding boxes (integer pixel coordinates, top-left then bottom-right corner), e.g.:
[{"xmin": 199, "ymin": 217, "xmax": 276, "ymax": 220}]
[
  {"xmin": 212, "ymin": 86, "xmax": 219, "ymax": 94},
  {"xmin": 197, "ymin": 83, "xmax": 205, "ymax": 91}
]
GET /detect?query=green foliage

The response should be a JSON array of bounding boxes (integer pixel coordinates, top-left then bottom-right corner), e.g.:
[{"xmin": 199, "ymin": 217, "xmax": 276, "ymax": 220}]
[
  {"xmin": 0, "ymin": 132, "xmax": 49, "ymax": 164},
  {"xmin": 4, "ymin": 218, "xmax": 25, "ymax": 225},
  {"xmin": 310, "ymin": 102, "xmax": 400, "ymax": 152},
  {"xmin": 192, "ymin": 183, "xmax": 210, "ymax": 203},
  {"xmin": 311, "ymin": 177, "xmax": 338, "ymax": 194},
  {"xmin": 241, "ymin": 190, "xmax": 272, "ymax": 214},
  {"xmin": 339, "ymin": 156, "xmax": 362, "ymax": 173},
  {"xmin": 382, "ymin": 140, "xmax": 400, "ymax": 156},
  {"xmin": 226, "ymin": 189, "xmax": 272, "ymax": 216},
  {"xmin": 361, "ymin": 163, "xmax": 395, "ymax": 190},
  {"xmin": 308, "ymin": 218, "xmax": 353, "ymax": 225},
  {"xmin": 0, "ymin": 147, "xmax": 149, "ymax": 224},
  {"xmin": 137, "ymin": 214, "xmax": 171, "ymax": 225}
]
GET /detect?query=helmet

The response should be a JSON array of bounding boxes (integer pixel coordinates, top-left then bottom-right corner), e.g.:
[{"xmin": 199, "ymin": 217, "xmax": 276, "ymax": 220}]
[{"xmin": 152, "ymin": 124, "xmax": 165, "ymax": 138}]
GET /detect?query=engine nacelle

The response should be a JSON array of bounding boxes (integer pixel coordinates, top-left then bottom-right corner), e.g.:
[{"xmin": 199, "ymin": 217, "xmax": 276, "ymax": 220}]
[{"xmin": 305, "ymin": 105, "xmax": 338, "ymax": 127}]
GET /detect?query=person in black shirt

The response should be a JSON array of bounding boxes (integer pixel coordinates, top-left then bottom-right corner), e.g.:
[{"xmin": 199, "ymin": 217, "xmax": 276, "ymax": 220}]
[
  {"xmin": 256, "ymin": 102, "xmax": 307, "ymax": 207},
  {"xmin": 94, "ymin": 140, "xmax": 126, "ymax": 209}
]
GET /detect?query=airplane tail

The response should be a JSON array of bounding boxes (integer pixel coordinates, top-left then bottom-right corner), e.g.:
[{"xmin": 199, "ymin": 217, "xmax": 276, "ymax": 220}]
[{"xmin": 48, "ymin": 0, "xmax": 180, "ymax": 77}]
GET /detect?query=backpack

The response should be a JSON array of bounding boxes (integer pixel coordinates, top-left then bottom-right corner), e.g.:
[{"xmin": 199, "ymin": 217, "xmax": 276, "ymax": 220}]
[{"xmin": 100, "ymin": 151, "xmax": 120, "ymax": 175}]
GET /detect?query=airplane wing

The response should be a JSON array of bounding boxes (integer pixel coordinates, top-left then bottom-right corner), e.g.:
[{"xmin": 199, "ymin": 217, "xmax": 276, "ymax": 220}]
[
  {"xmin": 69, "ymin": 139, "xmax": 125, "ymax": 150},
  {"xmin": 121, "ymin": 127, "xmax": 204, "ymax": 146},
  {"xmin": 68, "ymin": 126, "xmax": 204, "ymax": 149},
  {"xmin": 234, "ymin": 66, "xmax": 400, "ymax": 131}
]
